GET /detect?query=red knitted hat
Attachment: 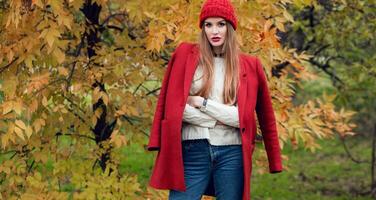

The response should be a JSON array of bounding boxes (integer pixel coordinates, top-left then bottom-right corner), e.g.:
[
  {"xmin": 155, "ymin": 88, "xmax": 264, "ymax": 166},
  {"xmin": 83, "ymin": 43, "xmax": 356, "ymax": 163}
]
[{"xmin": 199, "ymin": 0, "xmax": 238, "ymax": 30}]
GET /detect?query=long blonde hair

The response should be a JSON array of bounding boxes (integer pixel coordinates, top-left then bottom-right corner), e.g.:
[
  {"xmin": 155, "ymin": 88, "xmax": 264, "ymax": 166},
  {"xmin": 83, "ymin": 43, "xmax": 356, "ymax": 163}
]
[{"xmin": 195, "ymin": 22, "xmax": 241, "ymax": 105}]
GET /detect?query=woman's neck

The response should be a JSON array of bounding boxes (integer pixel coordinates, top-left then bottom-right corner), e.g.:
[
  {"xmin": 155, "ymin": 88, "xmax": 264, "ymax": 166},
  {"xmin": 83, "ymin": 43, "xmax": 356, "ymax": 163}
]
[{"xmin": 212, "ymin": 45, "xmax": 224, "ymax": 57}]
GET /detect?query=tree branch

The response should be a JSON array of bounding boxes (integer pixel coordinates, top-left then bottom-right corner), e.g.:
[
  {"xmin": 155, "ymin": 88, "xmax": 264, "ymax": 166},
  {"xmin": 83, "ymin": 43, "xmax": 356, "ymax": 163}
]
[
  {"xmin": 61, "ymin": 93, "xmax": 86, "ymax": 114},
  {"xmin": 55, "ymin": 131, "xmax": 96, "ymax": 141},
  {"xmin": 0, "ymin": 150, "xmax": 16, "ymax": 155},
  {"xmin": 101, "ymin": 13, "xmax": 127, "ymax": 27},
  {"xmin": 308, "ymin": 58, "xmax": 344, "ymax": 85},
  {"xmin": 66, "ymin": 106, "xmax": 91, "ymax": 129},
  {"xmin": 120, "ymin": 115, "xmax": 149, "ymax": 137},
  {"xmin": 0, "ymin": 57, "xmax": 19, "ymax": 74},
  {"xmin": 107, "ymin": 25, "xmax": 124, "ymax": 31},
  {"xmin": 146, "ymin": 87, "xmax": 160, "ymax": 96},
  {"xmin": 31, "ymin": 78, "xmax": 66, "ymax": 97},
  {"xmin": 313, "ymin": 44, "xmax": 330, "ymax": 55},
  {"xmin": 28, "ymin": 160, "xmax": 35, "ymax": 173},
  {"xmin": 340, "ymin": 136, "xmax": 369, "ymax": 164}
]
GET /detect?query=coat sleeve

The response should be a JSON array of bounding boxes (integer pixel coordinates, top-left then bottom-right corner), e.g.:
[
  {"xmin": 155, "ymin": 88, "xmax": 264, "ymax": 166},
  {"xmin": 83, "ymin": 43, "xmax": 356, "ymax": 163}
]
[
  {"xmin": 147, "ymin": 45, "xmax": 180, "ymax": 151},
  {"xmin": 255, "ymin": 58, "xmax": 283, "ymax": 173}
]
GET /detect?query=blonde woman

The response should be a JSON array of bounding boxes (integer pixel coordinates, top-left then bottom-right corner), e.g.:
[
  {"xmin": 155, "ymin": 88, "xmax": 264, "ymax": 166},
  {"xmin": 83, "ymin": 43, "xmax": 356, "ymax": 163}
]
[{"xmin": 147, "ymin": 0, "xmax": 283, "ymax": 199}]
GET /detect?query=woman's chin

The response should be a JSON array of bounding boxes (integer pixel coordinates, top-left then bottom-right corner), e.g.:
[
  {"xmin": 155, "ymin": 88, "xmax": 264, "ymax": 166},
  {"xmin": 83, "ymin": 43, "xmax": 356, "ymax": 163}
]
[{"xmin": 210, "ymin": 41, "xmax": 224, "ymax": 47}]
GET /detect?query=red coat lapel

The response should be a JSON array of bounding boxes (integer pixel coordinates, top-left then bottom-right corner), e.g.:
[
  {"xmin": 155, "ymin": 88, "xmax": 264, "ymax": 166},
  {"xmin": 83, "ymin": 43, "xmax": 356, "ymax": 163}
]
[
  {"xmin": 183, "ymin": 46, "xmax": 200, "ymax": 104},
  {"xmin": 237, "ymin": 56, "xmax": 248, "ymax": 126}
]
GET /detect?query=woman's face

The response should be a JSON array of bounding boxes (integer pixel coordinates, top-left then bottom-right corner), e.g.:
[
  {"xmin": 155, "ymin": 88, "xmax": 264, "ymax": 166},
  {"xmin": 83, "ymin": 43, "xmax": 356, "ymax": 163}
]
[{"xmin": 203, "ymin": 17, "xmax": 227, "ymax": 48}]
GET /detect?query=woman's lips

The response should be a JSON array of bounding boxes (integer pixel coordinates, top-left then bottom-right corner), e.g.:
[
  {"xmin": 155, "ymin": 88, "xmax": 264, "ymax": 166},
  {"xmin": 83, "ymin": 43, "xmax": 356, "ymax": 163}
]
[{"xmin": 211, "ymin": 37, "xmax": 221, "ymax": 42}]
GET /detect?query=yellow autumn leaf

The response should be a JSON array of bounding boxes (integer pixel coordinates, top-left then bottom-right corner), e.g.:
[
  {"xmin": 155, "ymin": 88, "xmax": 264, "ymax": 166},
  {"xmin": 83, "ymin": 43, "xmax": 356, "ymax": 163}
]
[
  {"xmin": 1, "ymin": 133, "xmax": 9, "ymax": 148},
  {"xmin": 7, "ymin": 49, "xmax": 14, "ymax": 62},
  {"xmin": 2, "ymin": 76, "xmax": 18, "ymax": 98},
  {"xmin": 283, "ymin": 10, "xmax": 294, "ymax": 22},
  {"xmin": 15, "ymin": 120, "xmax": 26, "ymax": 130},
  {"xmin": 53, "ymin": 48, "xmax": 66, "ymax": 64},
  {"xmin": 92, "ymin": 114, "xmax": 98, "ymax": 126},
  {"xmin": 29, "ymin": 99, "xmax": 39, "ymax": 113},
  {"xmin": 24, "ymin": 55, "xmax": 34, "ymax": 68},
  {"xmin": 143, "ymin": 11, "xmax": 156, "ymax": 18},
  {"xmin": 58, "ymin": 66, "xmax": 69, "ymax": 76},
  {"xmin": 62, "ymin": 15, "xmax": 73, "ymax": 30},
  {"xmin": 275, "ymin": 21, "xmax": 286, "ymax": 32},
  {"xmin": 40, "ymin": 118, "xmax": 46, "ymax": 126},
  {"xmin": 102, "ymin": 92, "xmax": 109, "ymax": 106},
  {"xmin": 264, "ymin": 19, "xmax": 273, "ymax": 32},
  {"xmin": 45, "ymin": 29, "xmax": 61, "ymax": 47},
  {"xmin": 13, "ymin": 101, "xmax": 23, "ymax": 115},
  {"xmin": 42, "ymin": 96, "xmax": 48, "ymax": 107},
  {"xmin": 94, "ymin": 108, "xmax": 102, "ymax": 118},
  {"xmin": 39, "ymin": 28, "xmax": 49, "ymax": 39},
  {"xmin": 61, "ymin": 107, "xmax": 68, "ymax": 114},
  {"xmin": 34, "ymin": 152, "xmax": 48, "ymax": 163},
  {"xmin": 33, "ymin": 120, "xmax": 41, "ymax": 133},
  {"xmin": 32, "ymin": 0, "xmax": 44, "ymax": 8},
  {"xmin": 25, "ymin": 126, "xmax": 33, "ymax": 139},
  {"xmin": 2, "ymin": 101, "xmax": 13, "ymax": 115},
  {"xmin": 92, "ymin": 87, "xmax": 101, "ymax": 104},
  {"xmin": 14, "ymin": 126, "xmax": 25, "ymax": 141}
]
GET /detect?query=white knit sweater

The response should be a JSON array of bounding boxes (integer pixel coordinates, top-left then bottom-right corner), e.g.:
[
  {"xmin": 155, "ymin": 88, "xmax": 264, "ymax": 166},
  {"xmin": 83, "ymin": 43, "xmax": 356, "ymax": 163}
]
[{"xmin": 182, "ymin": 57, "xmax": 241, "ymax": 145}]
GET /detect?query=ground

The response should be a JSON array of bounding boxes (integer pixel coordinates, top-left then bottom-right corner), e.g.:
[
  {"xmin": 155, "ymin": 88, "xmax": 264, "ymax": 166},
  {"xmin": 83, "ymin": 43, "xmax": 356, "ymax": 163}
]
[{"xmin": 122, "ymin": 134, "xmax": 373, "ymax": 200}]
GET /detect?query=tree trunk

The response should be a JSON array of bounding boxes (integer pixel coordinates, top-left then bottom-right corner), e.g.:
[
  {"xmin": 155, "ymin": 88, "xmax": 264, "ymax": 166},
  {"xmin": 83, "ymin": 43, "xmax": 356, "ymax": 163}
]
[{"xmin": 81, "ymin": 0, "xmax": 116, "ymax": 172}]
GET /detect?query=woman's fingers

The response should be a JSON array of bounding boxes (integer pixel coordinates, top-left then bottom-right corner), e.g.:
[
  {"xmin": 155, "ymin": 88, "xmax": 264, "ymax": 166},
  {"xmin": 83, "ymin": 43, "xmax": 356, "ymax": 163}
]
[{"xmin": 187, "ymin": 96, "xmax": 201, "ymax": 107}]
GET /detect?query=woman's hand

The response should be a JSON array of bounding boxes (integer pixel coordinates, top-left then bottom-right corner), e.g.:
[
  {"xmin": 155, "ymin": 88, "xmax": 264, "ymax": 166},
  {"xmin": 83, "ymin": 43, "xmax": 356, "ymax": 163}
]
[{"xmin": 186, "ymin": 96, "xmax": 205, "ymax": 108}]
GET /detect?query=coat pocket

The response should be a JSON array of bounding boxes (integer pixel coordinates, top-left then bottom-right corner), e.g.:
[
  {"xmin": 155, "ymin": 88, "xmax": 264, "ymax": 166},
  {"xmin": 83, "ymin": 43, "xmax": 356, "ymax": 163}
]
[
  {"xmin": 160, "ymin": 118, "xmax": 182, "ymax": 154},
  {"xmin": 160, "ymin": 119, "xmax": 169, "ymax": 152}
]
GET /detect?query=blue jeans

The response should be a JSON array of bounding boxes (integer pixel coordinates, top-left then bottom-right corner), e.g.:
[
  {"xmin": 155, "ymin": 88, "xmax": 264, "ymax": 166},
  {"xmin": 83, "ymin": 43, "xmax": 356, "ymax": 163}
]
[{"xmin": 169, "ymin": 139, "xmax": 244, "ymax": 200}]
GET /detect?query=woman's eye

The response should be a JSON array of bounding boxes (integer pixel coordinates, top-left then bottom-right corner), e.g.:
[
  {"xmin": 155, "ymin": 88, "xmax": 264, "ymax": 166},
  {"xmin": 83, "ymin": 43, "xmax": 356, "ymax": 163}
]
[
  {"xmin": 219, "ymin": 22, "xmax": 226, "ymax": 26},
  {"xmin": 205, "ymin": 24, "xmax": 211, "ymax": 27}
]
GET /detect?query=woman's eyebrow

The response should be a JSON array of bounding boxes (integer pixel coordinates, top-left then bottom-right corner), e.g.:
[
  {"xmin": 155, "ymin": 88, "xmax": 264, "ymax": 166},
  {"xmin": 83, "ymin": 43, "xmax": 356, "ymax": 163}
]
[{"xmin": 205, "ymin": 20, "xmax": 226, "ymax": 24}]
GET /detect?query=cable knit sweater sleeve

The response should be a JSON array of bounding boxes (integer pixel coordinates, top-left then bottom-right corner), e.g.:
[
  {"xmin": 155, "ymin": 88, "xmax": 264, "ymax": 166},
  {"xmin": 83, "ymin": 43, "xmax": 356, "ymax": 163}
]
[
  {"xmin": 183, "ymin": 100, "xmax": 240, "ymax": 129},
  {"xmin": 183, "ymin": 104, "xmax": 217, "ymax": 128},
  {"xmin": 204, "ymin": 99, "xmax": 240, "ymax": 128}
]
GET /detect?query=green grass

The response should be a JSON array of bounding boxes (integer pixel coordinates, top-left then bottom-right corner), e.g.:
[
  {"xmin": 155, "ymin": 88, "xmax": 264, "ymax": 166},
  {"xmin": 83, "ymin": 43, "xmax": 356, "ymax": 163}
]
[
  {"xmin": 122, "ymin": 135, "xmax": 373, "ymax": 199},
  {"xmin": 250, "ymin": 135, "xmax": 372, "ymax": 200},
  {"xmin": 119, "ymin": 141, "xmax": 155, "ymax": 189},
  {"xmin": 1, "ymin": 134, "xmax": 372, "ymax": 199}
]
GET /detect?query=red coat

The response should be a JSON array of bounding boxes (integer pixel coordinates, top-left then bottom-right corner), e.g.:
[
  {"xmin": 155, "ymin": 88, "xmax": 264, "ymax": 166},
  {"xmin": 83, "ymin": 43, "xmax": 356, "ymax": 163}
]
[{"xmin": 147, "ymin": 42, "xmax": 283, "ymax": 200}]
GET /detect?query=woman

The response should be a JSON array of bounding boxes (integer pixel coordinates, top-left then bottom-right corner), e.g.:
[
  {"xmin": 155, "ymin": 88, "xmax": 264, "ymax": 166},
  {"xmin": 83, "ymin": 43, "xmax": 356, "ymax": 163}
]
[{"xmin": 147, "ymin": 0, "xmax": 283, "ymax": 200}]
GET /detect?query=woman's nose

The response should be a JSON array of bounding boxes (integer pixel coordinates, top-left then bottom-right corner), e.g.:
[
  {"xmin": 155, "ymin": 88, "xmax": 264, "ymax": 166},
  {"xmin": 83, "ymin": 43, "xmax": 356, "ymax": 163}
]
[{"xmin": 212, "ymin": 27, "xmax": 219, "ymax": 34}]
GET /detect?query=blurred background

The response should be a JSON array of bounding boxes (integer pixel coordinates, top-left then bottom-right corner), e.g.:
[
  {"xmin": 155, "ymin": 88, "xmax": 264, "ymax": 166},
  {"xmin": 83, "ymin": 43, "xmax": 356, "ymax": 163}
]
[{"xmin": 0, "ymin": 0, "xmax": 375, "ymax": 199}]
